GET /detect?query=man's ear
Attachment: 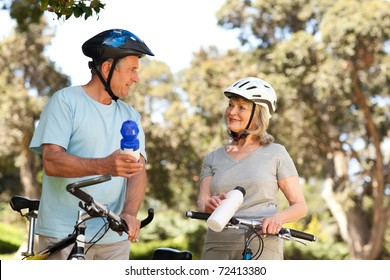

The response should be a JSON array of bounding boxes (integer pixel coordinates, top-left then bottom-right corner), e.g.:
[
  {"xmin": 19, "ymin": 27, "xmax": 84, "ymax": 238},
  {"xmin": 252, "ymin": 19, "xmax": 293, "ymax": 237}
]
[{"xmin": 100, "ymin": 60, "xmax": 112, "ymax": 79}]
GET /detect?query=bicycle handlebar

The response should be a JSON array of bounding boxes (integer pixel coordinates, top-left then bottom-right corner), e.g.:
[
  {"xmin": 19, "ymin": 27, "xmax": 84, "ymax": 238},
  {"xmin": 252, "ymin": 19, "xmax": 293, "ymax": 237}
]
[
  {"xmin": 186, "ymin": 211, "xmax": 316, "ymax": 242},
  {"xmin": 66, "ymin": 174, "xmax": 112, "ymax": 192},
  {"xmin": 66, "ymin": 175, "xmax": 154, "ymax": 233}
]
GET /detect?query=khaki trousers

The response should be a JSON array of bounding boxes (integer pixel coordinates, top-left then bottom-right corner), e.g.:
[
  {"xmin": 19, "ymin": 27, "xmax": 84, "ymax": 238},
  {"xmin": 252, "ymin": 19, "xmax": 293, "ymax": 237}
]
[{"xmin": 38, "ymin": 235, "xmax": 130, "ymax": 260}]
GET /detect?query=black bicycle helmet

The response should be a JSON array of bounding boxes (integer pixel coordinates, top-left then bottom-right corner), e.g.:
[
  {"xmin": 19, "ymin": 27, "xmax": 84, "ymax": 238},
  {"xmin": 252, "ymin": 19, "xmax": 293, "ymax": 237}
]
[
  {"xmin": 82, "ymin": 29, "xmax": 154, "ymax": 101},
  {"xmin": 82, "ymin": 29, "xmax": 154, "ymax": 60}
]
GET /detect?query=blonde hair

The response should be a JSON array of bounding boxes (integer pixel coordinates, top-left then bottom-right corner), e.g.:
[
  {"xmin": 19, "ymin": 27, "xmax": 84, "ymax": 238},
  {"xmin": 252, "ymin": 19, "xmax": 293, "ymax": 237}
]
[{"xmin": 224, "ymin": 96, "xmax": 274, "ymax": 145}]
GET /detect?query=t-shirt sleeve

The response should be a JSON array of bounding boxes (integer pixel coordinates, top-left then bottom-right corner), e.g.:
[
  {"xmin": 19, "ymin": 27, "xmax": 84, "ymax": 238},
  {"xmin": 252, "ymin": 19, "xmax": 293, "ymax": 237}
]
[
  {"xmin": 200, "ymin": 153, "xmax": 213, "ymax": 181},
  {"xmin": 276, "ymin": 145, "xmax": 298, "ymax": 180},
  {"xmin": 29, "ymin": 91, "xmax": 72, "ymax": 154}
]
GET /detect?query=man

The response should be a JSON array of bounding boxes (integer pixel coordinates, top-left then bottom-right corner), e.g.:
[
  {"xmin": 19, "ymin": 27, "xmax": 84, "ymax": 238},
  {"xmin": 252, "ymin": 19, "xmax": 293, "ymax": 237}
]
[{"xmin": 29, "ymin": 29, "xmax": 154, "ymax": 259}]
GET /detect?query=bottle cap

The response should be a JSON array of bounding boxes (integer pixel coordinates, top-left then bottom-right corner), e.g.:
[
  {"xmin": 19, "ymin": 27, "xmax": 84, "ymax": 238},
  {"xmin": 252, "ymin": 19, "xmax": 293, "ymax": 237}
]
[
  {"xmin": 120, "ymin": 120, "xmax": 139, "ymax": 151},
  {"xmin": 233, "ymin": 186, "xmax": 246, "ymax": 196},
  {"xmin": 120, "ymin": 120, "xmax": 139, "ymax": 139}
]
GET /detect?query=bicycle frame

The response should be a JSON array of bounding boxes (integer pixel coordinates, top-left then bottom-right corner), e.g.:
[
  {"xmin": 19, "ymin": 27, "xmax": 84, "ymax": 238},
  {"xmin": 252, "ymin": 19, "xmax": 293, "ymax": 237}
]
[{"xmin": 10, "ymin": 175, "xmax": 154, "ymax": 260}]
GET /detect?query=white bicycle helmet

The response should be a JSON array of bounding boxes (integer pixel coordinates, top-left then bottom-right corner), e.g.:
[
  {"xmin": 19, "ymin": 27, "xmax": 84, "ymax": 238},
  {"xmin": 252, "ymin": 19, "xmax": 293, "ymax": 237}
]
[{"xmin": 224, "ymin": 77, "xmax": 277, "ymax": 119}]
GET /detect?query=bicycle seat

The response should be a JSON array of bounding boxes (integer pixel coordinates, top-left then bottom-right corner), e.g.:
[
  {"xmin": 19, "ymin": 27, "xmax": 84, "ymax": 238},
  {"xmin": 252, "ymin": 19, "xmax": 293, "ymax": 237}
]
[
  {"xmin": 9, "ymin": 195, "xmax": 40, "ymax": 212},
  {"xmin": 152, "ymin": 247, "xmax": 192, "ymax": 260}
]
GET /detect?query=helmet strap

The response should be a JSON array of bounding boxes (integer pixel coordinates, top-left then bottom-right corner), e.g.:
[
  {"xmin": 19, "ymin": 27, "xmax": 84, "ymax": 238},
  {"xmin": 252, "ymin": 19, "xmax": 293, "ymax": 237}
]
[
  {"xmin": 231, "ymin": 131, "xmax": 248, "ymax": 141},
  {"xmin": 91, "ymin": 59, "xmax": 120, "ymax": 102},
  {"xmin": 230, "ymin": 103, "xmax": 256, "ymax": 141},
  {"xmin": 246, "ymin": 103, "xmax": 256, "ymax": 130}
]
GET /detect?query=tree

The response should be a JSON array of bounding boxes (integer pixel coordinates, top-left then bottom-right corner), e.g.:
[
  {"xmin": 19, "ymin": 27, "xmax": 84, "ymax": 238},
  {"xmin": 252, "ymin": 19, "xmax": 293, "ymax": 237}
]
[
  {"xmin": 1, "ymin": 0, "xmax": 105, "ymax": 32},
  {"xmin": 0, "ymin": 19, "xmax": 70, "ymax": 198},
  {"xmin": 214, "ymin": 0, "xmax": 390, "ymax": 259}
]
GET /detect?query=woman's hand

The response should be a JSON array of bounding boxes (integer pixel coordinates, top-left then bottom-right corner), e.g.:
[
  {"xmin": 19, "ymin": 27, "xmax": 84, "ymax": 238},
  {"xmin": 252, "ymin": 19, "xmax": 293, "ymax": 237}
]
[
  {"xmin": 259, "ymin": 215, "xmax": 283, "ymax": 235},
  {"xmin": 205, "ymin": 193, "xmax": 227, "ymax": 213}
]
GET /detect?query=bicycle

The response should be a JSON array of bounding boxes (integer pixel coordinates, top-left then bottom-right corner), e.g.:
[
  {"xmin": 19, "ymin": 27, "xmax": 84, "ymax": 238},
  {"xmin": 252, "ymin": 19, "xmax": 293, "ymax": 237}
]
[
  {"xmin": 186, "ymin": 211, "xmax": 316, "ymax": 260},
  {"xmin": 9, "ymin": 174, "xmax": 154, "ymax": 260}
]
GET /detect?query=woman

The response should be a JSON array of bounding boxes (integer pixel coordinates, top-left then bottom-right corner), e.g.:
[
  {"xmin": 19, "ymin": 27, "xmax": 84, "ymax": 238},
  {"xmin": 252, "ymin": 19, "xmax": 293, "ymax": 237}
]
[{"xmin": 197, "ymin": 77, "xmax": 308, "ymax": 260}]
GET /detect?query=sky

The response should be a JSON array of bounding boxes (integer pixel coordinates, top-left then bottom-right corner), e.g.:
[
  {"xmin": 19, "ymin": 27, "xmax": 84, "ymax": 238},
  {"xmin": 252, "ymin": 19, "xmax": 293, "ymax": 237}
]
[{"xmin": 0, "ymin": 0, "xmax": 240, "ymax": 85}]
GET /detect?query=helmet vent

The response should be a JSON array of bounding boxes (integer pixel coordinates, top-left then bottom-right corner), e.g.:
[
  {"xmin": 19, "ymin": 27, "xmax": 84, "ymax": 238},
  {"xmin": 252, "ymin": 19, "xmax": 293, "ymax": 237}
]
[
  {"xmin": 239, "ymin": 81, "xmax": 250, "ymax": 88},
  {"xmin": 223, "ymin": 77, "xmax": 277, "ymax": 119}
]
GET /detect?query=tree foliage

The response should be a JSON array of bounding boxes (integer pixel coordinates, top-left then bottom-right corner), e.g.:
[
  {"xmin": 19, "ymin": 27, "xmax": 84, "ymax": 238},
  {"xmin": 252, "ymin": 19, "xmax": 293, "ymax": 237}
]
[
  {"xmin": 1, "ymin": 0, "xmax": 105, "ymax": 32},
  {"xmin": 0, "ymin": 19, "xmax": 70, "ymax": 198},
  {"xmin": 211, "ymin": 0, "xmax": 390, "ymax": 259},
  {"xmin": 1, "ymin": 0, "xmax": 390, "ymax": 260}
]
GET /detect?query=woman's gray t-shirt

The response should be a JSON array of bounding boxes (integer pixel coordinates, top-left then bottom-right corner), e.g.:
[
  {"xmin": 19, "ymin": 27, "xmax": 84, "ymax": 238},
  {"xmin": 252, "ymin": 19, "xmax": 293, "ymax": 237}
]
[
  {"xmin": 201, "ymin": 143, "xmax": 298, "ymax": 219},
  {"xmin": 200, "ymin": 143, "xmax": 298, "ymax": 252}
]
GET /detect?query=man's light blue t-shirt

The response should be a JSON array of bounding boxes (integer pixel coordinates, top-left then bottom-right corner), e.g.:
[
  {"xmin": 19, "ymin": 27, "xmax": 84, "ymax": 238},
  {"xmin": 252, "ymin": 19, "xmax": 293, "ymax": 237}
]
[{"xmin": 29, "ymin": 86, "xmax": 146, "ymax": 244}]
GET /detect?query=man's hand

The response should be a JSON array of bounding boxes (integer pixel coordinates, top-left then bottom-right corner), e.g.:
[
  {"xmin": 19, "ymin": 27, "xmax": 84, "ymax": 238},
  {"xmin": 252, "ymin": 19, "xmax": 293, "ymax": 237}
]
[
  {"xmin": 104, "ymin": 150, "xmax": 144, "ymax": 178},
  {"xmin": 119, "ymin": 212, "xmax": 140, "ymax": 242}
]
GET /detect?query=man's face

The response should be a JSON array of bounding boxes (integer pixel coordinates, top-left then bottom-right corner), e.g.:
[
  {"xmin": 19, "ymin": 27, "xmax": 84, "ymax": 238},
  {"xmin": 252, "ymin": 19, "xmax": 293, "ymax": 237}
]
[{"xmin": 109, "ymin": 56, "xmax": 140, "ymax": 98}]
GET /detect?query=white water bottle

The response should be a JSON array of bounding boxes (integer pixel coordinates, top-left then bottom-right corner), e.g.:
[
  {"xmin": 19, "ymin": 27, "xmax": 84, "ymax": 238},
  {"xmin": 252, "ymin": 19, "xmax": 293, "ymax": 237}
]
[
  {"xmin": 207, "ymin": 186, "xmax": 246, "ymax": 232},
  {"xmin": 120, "ymin": 120, "xmax": 140, "ymax": 162}
]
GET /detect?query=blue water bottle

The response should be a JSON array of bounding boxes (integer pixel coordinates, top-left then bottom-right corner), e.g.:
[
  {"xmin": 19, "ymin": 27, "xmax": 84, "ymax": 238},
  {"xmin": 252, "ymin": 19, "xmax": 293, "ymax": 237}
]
[{"xmin": 120, "ymin": 120, "xmax": 140, "ymax": 162}]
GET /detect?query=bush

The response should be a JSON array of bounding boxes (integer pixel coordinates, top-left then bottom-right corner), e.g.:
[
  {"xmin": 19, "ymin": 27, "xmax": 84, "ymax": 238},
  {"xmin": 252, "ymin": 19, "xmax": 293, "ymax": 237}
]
[
  {"xmin": 130, "ymin": 236, "xmax": 190, "ymax": 260},
  {"xmin": 0, "ymin": 222, "xmax": 26, "ymax": 254},
  {"xmin": 130, "ymin": 207, "xmax": 207, "ymax": 260}
]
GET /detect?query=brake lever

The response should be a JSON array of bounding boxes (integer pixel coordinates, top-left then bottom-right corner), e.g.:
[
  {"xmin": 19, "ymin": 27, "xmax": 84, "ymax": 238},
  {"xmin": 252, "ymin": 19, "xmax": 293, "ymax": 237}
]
[
  {"xmin": 79, "ymin": 201, "xmax": 129, "ymax": 234},
  {"xmin": 278, "ymin": 233, "xmax": 307, "ymax": 246},
  {"xmin": 109, "ymin": 218, "xmax": 129, "ymax": 234},
  {"xmin": 226, "ymin": 225, "xmax": 240, "ymax": 230}
]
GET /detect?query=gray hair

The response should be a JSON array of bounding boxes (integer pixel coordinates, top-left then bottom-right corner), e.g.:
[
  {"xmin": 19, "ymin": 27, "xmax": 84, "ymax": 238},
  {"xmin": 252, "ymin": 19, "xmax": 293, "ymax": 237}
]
[{"xmin": 90, "ymin": 58, "xmax": 125, "ymax": 75}]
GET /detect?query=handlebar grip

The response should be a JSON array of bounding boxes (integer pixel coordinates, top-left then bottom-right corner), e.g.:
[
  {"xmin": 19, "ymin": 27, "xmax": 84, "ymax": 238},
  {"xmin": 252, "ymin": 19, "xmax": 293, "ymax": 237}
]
[
  {"xmin": 106, "ymin": 208, "xmax": 155, "ymax": 233},
  {"xmin": 114, "ymin": 208, "xmax": 154, "ymax": 233},
  {"xmin": 71, "ymin": 189, "xmax": 94, "ymax": 204},
  {"xmin": 185, "ymin": 211, "xmax": 210, "ymax": 220},
  {"xmin": 186, "ymin": 211, "xmax": 240, "ymax": 225},
  {"xmin": 66, "ymin": 174, "xmax": 112, "ymax": 192},
  {"xmin": 140, "ymin": 208, "xmax": 154, "ymax": 228},
  {"xmin": 282, "ymin": 228, "xmax": 316, "ymax": 242}
]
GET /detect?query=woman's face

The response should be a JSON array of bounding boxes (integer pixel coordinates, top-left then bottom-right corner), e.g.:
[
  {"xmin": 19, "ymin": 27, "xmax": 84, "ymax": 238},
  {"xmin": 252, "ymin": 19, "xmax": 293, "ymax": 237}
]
[{"xmin": 225, "ymin": 96, "xmax": 253, "ymax": 133}]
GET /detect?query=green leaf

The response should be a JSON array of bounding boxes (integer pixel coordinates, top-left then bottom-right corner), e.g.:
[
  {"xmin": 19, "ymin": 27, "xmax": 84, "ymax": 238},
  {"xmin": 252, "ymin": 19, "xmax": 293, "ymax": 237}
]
[{"xmin": 73, "ymin": 7, "xmax": 82, "ymax": 18}]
